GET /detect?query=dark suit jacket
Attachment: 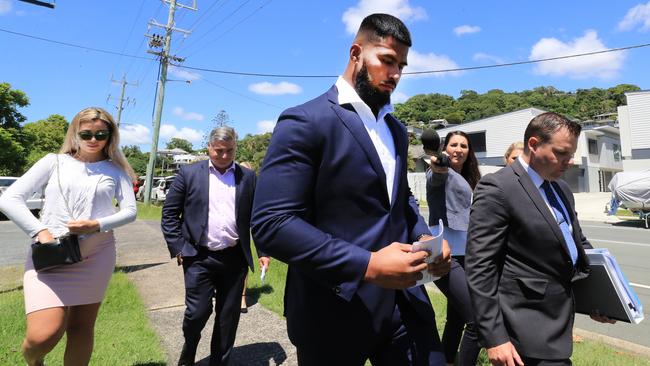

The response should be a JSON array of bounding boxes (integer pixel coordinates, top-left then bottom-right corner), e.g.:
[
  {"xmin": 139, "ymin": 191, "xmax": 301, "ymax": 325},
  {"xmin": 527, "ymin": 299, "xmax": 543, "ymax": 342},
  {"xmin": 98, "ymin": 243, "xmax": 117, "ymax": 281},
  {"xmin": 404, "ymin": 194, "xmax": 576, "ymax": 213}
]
[
  {"xmin": 465, "ymin": 159, "xmax": 592, "ymax": 359},
  {"xmin": 161, "ymin": 161, "xmax": 263, "ymax": 271},
  {"xmin": 251, "ymin": 86, "xmax": 434, "ymax": 349}
]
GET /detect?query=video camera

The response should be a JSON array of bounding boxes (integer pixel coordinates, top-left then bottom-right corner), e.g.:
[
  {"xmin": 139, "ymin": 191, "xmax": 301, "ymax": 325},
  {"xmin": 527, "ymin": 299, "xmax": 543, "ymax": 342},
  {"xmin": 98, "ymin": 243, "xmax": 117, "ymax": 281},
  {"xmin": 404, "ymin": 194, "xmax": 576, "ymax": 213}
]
[{"xmin": 420, "ymin": 129, "xmax": 451, "ymax": 167}]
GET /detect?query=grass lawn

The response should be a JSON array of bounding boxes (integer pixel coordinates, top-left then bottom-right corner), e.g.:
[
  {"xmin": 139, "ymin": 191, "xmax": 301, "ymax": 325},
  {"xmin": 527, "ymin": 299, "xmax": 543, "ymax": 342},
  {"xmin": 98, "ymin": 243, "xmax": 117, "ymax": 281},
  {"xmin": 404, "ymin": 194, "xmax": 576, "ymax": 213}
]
[
  {"xmin": 247, "ymin": 257, "xmax": 650, "ymax": 366},
  {"xmin": 136, "ymin": 202, "xmax": 163, "ymax": 221},
  {"xmin": 0, "ymin": 271, "xmax": 166, "ymax": 365}
]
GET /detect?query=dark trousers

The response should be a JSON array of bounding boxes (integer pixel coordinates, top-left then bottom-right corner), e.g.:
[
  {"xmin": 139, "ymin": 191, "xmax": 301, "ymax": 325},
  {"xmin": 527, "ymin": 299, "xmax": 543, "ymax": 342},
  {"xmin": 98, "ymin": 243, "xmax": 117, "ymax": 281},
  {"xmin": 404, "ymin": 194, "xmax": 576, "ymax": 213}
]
[
  {"xmin": 181, "ymin": 245, "xmax": 248, "ymax": 366},
  {"xmin": 521, "ymin": 357, "xmax": 572, "ymax": 366},
  {"xmin": 296, "ymin": 291, "xmax": 446, "ymax": 366},
  {"xmin": 434, "ymin": 256, "xmax": 481, "ymax": 366}
]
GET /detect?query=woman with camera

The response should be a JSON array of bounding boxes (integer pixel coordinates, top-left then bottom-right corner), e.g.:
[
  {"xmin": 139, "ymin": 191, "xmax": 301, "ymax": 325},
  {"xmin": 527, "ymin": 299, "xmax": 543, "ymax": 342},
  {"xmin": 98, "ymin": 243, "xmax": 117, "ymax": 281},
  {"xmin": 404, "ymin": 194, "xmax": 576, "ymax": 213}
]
[
  {"xmin": 0, "ymin": 107, "xmax": 137, "ymax": 366},
  {"xmin": 424, "ymin": 130, "xmax": 481, "ymax": 366}
]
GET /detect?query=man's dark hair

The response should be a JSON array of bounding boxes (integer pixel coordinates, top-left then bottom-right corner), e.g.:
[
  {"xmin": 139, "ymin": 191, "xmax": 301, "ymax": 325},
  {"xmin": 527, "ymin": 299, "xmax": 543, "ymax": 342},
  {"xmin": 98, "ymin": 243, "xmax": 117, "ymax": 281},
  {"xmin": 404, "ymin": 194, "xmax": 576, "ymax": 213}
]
[
  {"xmin": 523, "ymin": 112, "xmax": 581, "ymax": 152},
  {"xmin": 358, "ymin": 13, "xmax": 412, "ymax": 47}
]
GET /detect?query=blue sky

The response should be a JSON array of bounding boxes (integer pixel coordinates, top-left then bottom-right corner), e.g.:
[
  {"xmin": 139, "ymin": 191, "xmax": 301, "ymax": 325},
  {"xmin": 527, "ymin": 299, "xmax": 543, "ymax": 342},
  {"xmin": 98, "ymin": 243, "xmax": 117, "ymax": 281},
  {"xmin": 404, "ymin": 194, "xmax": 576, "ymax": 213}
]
[{"xmin": 2, "ymin": 0, "xmax": 650, "ymax": 152}]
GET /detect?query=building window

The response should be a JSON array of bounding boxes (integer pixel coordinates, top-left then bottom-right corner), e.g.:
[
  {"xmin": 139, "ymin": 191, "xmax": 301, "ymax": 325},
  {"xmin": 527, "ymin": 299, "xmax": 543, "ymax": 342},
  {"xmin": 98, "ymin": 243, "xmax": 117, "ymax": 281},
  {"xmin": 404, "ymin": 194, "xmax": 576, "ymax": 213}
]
[
  {"xmin": 588, "ymin": 139, "xmax": 598, "ymax": 155},
  {"xmin": 466, "ymin": 131, "xmax": 487, "ymax": 153},
  {"xmin": 613, "ymin": 144, "xmax": 621, "ymax": 162}
]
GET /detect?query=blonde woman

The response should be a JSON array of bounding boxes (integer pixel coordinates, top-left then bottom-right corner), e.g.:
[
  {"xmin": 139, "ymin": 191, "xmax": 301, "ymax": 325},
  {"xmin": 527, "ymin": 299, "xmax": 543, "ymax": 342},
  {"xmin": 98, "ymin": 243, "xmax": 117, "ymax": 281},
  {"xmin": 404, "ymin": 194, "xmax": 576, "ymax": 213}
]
[
  {"xmin": 0, "ymin": 107, "xmax": 137, "ymax": 366},
  {"xmin": 504, "ymin": 141, "xmax": 524, "ymax": 166}
]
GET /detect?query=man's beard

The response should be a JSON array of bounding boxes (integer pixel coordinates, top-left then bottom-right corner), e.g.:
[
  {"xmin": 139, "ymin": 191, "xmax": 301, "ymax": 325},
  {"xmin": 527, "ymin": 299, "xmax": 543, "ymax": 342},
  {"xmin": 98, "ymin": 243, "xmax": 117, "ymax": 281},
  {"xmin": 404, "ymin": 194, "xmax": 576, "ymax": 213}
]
[{"xmin": 355, "ymin": 64, "xmax": 391, "ymax": 111}]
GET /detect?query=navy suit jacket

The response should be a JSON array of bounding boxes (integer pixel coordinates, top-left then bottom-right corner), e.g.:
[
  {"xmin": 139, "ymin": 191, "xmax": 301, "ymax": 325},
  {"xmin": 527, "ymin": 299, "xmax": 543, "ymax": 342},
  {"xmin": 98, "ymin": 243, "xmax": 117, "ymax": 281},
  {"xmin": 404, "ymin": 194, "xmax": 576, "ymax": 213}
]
[
  {"xmin": 161, "ymin": 161, "xmax": 263, "ymax": 271},
  {"xmin": 466, "ymin": 160, "xmax": 592, "ymax": 359},
  {"xmin": 251, "ymin": 86, "xmax": 435, "ymax": 348}
]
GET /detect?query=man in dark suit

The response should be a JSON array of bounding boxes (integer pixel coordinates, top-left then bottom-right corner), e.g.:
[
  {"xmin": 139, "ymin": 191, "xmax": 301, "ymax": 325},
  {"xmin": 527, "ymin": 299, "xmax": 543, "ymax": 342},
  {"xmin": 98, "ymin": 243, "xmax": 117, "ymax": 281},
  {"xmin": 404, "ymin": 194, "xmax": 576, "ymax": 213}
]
[
  {"xmin": 162, "ymin": 127, "xmax": 270, "ymax": 366},
  {"xmin": 251, "ymin": 13, "xmax": 451, "ymax": 365},
  {"xmin": 465, "ymin": 112, "xmax": 614, "ymax": 366}
]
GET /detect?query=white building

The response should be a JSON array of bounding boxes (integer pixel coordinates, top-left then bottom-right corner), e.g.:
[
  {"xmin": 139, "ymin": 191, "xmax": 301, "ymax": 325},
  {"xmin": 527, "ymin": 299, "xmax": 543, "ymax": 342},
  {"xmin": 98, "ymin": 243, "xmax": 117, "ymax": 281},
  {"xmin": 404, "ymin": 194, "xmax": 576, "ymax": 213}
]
[
  {"xmin": 429, "ymin": 107, "xmax": 623, "ymax": 193},
  {"xmin": 618, "ymin": 90, "xmax": 650, "ymax": 171}
]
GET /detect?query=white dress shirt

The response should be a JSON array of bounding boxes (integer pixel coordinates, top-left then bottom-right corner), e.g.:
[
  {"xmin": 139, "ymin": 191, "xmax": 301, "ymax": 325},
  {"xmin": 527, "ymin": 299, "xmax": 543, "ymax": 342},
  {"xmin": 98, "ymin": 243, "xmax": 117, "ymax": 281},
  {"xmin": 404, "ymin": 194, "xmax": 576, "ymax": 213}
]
[
  {"xmin": 200, "ymin": 160, "xmax": 239, "ymax": 251},
  {"xmin": 335, "ymin": 76, "xmax": 397, "ymax": 204}
]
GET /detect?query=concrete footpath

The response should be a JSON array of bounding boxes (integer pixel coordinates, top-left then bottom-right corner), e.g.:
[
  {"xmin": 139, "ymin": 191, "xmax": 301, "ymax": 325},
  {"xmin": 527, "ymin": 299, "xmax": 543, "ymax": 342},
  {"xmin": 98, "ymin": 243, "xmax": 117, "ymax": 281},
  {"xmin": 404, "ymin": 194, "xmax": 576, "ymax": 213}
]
[{"xmin": 114, "ymin": 220, "xmax": 297, "ymax": 366}]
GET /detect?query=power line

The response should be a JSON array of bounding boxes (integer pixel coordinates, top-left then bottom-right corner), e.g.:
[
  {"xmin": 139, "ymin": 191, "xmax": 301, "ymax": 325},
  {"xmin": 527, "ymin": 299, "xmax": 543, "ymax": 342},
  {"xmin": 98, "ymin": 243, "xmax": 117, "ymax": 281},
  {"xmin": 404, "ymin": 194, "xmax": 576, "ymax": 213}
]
[
  {"xmin": 2, "ymin": 26, "xmax": 649, "ymax": 78},
  {"xmin": 0, "ymin": 27, "xmax": 153, "ymax": 60},
  {"xmin": 200, "ymin": 76, "xmax": 283, "ymax": 109},
  {"xmin": 176, "ymin": 41, "xmax": 650, "ymax": 78},
  {"xmin": 178, "ymin": 0, "xmax": 252, "ymax": 55},
  {"xmin": 184, "ymin": 0, "xmax": 273, "ymax": 58}
]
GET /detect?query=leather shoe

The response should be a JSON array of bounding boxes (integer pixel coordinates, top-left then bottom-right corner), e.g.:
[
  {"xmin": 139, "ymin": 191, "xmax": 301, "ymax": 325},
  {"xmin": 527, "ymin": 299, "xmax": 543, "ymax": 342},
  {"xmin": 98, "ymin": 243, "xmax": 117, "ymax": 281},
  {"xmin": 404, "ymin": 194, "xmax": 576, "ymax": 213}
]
[{"xmin": 177, "ymin": 343, "xmax": 195, "ymax": 366}]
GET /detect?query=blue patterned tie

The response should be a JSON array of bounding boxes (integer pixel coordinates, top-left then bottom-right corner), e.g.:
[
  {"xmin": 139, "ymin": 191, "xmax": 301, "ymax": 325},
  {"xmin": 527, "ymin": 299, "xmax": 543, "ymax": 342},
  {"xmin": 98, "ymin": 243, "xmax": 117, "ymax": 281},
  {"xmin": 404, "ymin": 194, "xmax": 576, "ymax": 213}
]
[{"xmin": 541, "ymin": 181, "xmax": 578, "ymax": 265}]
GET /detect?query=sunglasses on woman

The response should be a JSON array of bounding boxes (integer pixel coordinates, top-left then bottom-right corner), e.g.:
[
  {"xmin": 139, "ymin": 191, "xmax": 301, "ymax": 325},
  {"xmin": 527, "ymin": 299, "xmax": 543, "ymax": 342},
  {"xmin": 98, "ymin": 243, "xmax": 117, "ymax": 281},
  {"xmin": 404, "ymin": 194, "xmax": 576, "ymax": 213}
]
[{"xmin": 78, "ymin": 130, "xmax": 110, "ymax": 141}]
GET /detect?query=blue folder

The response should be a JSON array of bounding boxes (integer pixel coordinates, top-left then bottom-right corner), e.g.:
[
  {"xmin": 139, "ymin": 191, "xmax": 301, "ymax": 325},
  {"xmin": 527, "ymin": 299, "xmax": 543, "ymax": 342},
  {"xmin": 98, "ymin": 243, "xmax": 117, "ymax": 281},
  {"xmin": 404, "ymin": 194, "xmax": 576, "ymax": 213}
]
[{"xmin": 573, "ymin": 248, "xmax": 644, "ymax": 324}]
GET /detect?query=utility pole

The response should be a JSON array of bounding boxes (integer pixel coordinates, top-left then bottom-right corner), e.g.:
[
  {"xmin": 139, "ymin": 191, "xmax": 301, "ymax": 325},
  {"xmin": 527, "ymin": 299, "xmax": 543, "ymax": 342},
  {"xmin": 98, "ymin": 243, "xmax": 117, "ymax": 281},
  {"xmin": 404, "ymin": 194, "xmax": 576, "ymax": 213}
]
[
  {"xmin": 143, "ymin": 0, "xmax": 196, "ymax": 205},
  {"xmin": 107, "ymin": 74, "xmax": 138, "ymax": 128}
]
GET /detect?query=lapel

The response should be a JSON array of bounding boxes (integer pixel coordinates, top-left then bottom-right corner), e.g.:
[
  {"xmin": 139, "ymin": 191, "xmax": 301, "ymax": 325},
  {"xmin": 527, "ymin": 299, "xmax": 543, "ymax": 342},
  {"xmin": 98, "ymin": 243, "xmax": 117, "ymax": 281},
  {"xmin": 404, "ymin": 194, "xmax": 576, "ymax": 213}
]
[
  {"xmin": 234, "ymin": 163, "xmax": 242, "ymax": 220},
  {"xmin": 385, "ymin": 113, "xmax": 404, "ymax": 208},
  {"xmin": 327, "ymin": 86, "xmax": 390, "ymax": 206},
  {"xmin": 199, "ymin": 160, "xmax": 210, "ymax": 224},
  {"xmin": 512, "ymin": 160, "xmax": 570, "ymax": 256}
]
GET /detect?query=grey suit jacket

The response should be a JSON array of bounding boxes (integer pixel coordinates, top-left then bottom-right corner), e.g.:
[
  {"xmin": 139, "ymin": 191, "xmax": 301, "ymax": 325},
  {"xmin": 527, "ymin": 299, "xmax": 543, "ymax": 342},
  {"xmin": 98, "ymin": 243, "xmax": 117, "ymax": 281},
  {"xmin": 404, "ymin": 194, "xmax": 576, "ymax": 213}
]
[{"xmin": 465, "ymin": 159, "xmax": 592, "ymax": 359}]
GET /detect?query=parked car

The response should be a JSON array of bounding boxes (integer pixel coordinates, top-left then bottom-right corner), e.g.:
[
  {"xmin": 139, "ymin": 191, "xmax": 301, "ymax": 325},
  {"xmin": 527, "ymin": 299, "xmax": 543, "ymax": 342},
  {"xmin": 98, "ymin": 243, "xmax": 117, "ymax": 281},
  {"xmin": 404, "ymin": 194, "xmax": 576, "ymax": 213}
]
[
  {"xmin": 135, "ymin": 176, "xmax": 175, "ymax": 202},
  {"xmin": 0, "ymin": 176, "xmax": 45, "ymax": 218}
]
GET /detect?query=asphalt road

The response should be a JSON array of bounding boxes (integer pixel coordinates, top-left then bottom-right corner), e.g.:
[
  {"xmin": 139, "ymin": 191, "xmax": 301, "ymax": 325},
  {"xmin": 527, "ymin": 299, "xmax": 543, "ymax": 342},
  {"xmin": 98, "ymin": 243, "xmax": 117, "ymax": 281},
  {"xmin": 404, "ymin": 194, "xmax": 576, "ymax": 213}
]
[{"xmin": 1, "ymin": 217, "xmax": 649, "ymax": 348}]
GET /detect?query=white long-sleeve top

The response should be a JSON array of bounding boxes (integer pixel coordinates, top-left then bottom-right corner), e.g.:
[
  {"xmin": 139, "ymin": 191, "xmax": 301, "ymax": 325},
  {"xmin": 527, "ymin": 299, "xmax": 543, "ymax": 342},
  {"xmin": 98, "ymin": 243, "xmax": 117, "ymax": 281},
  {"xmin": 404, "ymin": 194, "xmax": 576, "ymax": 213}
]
[{"xmin": 0, "ymin": 153, "xmax": 136, "ymax": 239}]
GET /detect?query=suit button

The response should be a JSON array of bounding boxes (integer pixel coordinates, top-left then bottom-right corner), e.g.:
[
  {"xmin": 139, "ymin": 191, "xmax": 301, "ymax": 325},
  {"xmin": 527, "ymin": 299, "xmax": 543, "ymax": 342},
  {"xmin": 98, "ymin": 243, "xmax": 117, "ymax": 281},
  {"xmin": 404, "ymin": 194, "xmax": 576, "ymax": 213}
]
[{"xmin": 333, "ymin": 286, "xmax": 341, "ymax": 294}]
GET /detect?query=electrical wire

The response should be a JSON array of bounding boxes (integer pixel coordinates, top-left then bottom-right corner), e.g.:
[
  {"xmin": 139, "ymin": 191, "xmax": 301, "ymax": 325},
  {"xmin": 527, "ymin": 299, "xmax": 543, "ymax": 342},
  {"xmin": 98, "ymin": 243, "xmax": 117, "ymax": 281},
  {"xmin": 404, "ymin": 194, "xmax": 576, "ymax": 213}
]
[
  {"xmin": 184, "ymin": 0, "xmax": 273, "ymax": 58},
  {"xmin": 2, "ymin": 26, "xmax": 649, "ymax": 78}
]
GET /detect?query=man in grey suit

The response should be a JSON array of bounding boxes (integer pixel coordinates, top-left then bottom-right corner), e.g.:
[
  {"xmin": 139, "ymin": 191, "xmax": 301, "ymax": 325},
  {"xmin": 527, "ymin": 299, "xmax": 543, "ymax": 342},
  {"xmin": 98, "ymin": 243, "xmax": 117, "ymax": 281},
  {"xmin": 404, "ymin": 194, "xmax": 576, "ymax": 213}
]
[{"xmin": 465, "ymin": 112, "xmax": 614, "ymax": 366}]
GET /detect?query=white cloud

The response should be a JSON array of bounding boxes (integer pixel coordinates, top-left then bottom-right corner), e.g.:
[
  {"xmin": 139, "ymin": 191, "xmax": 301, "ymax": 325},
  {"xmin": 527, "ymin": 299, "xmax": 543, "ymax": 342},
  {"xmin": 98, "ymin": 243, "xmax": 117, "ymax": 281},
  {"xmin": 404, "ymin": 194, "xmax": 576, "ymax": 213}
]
[
  {"xmin": 529, "ymin": 30, "xmax": 626, "ymax": 79},
  {"xmin": 168, "ymin": 65, "xmax": 201, "ymax": 81},
  {"xmin": 403, "ymin": 49, "xmax": 463, "ymax": 78},
  {"xmin": 0, "ymin": 0, "xmax": 12, "ymax": 15},
  {"xmin": 453, "ymin": 25, "xmax": 481, "ymax": 36},
  {"xmin": 160, "ymin": 124, "xmax": 203, "ymax": 143},
  {"xmin": 172, "ymin": 106, "xmax": 204, "ymax": 121},
  {"xmin": 473, "ymin": 52, "xmax": 504, "ymax": 64},
  {"xmin": 257, "ymin": 120, "xmax": 276, "ymax": 134},
  {"xmin": 249, "ymin": 81, "xmax": 302, "ymax": 95},
  {"xmin": 119, "ymin": 124, "xmax": 150, "ymax": 145},
  {"xmin": 342, "ymin": 0, "xmax": 427, "ymax": 35},
  {"xmin": 392, "ymin": 91, "xmax": 409, "ymax": 103},
  {"xmin": 618, "ymin": 1, "xmax": 650, "ymax": 31}
]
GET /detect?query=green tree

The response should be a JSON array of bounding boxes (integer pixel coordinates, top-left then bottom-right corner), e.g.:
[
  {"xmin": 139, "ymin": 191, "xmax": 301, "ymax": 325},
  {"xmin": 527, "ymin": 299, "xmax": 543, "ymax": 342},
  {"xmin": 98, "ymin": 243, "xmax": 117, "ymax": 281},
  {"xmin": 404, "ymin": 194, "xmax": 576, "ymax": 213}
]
[
  {"xmin": 236, "ymin": 133, "xmax": 272, "ymax": 171},
  {"xmin": 0, "ymin": 128, "xmax": 26, "ymax": 175},
  {"xmin": 0, "ymin": 83, "xmax": 29, "ymax": 174},
  {"xmin": 22, "ymin": 114, "xmax": 68, "ymax": 167},
  {"xmin": 122, "ymin": 145, "xmax": 149, "ymax": 176},
  {"xmin": 165, "ymin": 137, "xmax": 194, "ymax": 154},
  {"xmin": 0, "ymin": 82, "xmax": 29, "ymax": 129}
]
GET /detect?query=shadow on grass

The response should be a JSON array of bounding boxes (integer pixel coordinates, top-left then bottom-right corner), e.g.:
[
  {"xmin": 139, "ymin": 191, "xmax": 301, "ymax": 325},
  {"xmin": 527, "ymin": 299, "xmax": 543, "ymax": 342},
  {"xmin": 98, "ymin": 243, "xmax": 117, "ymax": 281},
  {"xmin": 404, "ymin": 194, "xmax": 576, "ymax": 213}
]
[
  {"xmin": 131, "ymin": 363, "xmax": 166, "ymax": 366},
  {"xmin": 194, "ymin": 342, "xmax": 287, "ymax": 366},
  {"xmin": 245, "ymin": 284, "xmax": 274, "ymax": 307},
  {"xmin": 116, "ymin": 262, "xmax": 167, "ymax": 273}
]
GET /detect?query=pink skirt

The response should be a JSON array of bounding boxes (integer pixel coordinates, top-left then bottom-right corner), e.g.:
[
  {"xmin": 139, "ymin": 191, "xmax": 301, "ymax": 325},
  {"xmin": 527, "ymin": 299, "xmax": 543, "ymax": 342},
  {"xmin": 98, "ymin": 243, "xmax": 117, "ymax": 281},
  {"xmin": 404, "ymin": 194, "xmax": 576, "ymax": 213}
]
[{"xmin": 23, "ymin": 231, "xmax": 116, "ymax": 314}]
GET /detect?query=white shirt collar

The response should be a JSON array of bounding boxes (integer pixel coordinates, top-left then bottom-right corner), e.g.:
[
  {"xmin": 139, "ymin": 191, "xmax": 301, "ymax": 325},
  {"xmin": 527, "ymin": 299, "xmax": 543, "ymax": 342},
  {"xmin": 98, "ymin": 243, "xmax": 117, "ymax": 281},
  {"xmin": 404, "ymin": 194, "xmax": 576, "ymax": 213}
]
[
  {"xmin": 335, "ymin": 76, "xmax": 394, "ymax": 122},
  {"xmin": 208, "ymin": 160, "xmax": 235, "ymax": 174},
  {"xmin": 517, "ymin": 155, "xmax": 545, "ymax": 189}
]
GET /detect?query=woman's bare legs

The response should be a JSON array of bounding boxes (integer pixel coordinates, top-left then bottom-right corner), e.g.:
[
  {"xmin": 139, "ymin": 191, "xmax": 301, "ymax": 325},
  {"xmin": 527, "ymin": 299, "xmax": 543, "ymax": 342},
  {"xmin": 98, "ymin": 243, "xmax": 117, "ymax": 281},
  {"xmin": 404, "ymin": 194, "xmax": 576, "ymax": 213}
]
[{"xmin": 23, "ymin": 307, "xmax": 68, "ymax": 366}]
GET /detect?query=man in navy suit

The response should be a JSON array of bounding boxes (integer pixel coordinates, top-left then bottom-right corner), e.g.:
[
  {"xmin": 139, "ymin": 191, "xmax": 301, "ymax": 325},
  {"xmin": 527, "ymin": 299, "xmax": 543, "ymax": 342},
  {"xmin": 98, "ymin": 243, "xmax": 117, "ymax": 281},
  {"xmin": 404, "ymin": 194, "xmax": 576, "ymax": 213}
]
[
  {"xmin": 251, "ymin": 14, "xmax": 451, "ymax": 365},
  {"xmin": 162, "ymin": 127, "xmax": 269, "ymax": 366}
]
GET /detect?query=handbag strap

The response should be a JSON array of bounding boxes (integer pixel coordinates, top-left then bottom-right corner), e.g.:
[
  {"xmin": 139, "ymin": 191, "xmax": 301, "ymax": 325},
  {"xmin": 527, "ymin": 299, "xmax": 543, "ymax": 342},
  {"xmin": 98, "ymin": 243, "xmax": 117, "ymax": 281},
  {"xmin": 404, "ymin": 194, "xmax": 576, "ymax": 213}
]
[{"xmin": 56, "ymin": 154, "xmax": 76, "ymax": 220}]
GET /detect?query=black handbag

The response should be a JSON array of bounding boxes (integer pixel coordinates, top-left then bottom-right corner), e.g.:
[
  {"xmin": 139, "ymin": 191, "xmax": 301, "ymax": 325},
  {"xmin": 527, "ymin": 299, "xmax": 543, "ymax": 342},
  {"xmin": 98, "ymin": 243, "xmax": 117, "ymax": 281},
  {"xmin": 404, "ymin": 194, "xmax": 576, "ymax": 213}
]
[
  {"xmin": 31, "ymin": 233, "xmax": 82, "ymax": 271},
  {"xmin": 31, "ymin": 154, "xmax": 83, "ymax": 272}
]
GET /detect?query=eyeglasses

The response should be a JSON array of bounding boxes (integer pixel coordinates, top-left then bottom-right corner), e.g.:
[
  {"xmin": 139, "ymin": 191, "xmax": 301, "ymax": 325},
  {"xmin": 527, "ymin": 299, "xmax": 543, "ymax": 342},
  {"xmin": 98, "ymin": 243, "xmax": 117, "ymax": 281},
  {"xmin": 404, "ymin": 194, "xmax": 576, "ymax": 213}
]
[{"xmin": 78, "ymin": 130, "xmax": 110, "ymax": 141}]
